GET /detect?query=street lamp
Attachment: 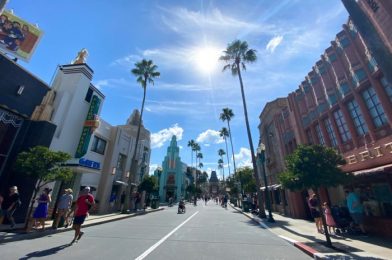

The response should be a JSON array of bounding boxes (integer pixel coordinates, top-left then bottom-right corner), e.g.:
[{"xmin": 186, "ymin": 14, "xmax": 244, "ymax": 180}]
[{"xmin": 257, "ymin": 143, "xmax": 275, "ymax": 223}]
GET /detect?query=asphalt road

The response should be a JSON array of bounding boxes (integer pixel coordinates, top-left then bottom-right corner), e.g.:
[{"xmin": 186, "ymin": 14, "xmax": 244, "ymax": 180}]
[{"xmin": 0, "ymin": 200, "xmax": 310, "ymax": 260}]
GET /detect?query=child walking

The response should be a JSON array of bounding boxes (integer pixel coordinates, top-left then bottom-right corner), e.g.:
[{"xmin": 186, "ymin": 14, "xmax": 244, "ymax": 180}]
[{"xmin": 323, "ymin": 202, "xmax": 336, "ymax": 234}]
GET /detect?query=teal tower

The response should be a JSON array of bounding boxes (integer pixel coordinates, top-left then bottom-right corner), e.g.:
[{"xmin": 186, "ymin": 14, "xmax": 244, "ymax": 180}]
[{"xmin": 157, "ymin": 136, "xmax": 187, "ymax": 202}]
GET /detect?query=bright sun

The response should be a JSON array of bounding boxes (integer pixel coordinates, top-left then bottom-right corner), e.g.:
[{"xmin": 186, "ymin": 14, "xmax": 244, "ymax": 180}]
[{"xmin": 193, "ymin": 47, "xmax": 221, "ymax": 74}]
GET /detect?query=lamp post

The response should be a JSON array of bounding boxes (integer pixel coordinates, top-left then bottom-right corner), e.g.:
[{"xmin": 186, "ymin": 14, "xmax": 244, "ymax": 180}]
[{"xmin": 257, "ymin": 143, "xmax": 275, "ymax": 223}]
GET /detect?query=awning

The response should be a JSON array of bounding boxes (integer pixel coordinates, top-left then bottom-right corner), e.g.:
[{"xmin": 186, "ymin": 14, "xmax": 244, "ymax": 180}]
[
  {"xmin": 351, "ymin": 163, "xmax": 392, "ymax": 176},
  {"xmin": 114, "ymin": 181, "xmax": 129, "ymax": 186},
  {"xmin": 260, "ymin": 184, "xmax": 281, "ymax": 191}
]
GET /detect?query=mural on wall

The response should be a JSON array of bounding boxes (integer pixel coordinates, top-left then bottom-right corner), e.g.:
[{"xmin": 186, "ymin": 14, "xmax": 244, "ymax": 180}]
[{"xmin": 0, "ymin": 10, "xmax": 43, "ymax": 61}]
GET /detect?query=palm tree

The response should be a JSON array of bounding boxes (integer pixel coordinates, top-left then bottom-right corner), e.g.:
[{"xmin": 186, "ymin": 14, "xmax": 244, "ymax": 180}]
[
  {"xmin": 193, "ymin": 143, "xmax": 201, "ymax": 170},
  {"xmin": 220, "ymin": 40, "xmax": 266, "ymax": 218},
  {"xmin": 220, "ymin": 108, "xmax": 237, "ymax": 176},
  {"xmin": 218, "ymin": 159, "xmax": 224, "ymax": 181},
  {"xmin": 124, "ymin": 59, "xmax": 160, "ymax": 213},
  {"xmin": 218, "ymin": 149, "xmax": 226, "ymax": 181},
  {"xmin": 193, "ymin": 142, "xmax": 201, "ymax": 186},
  {"xmin": 219, "ymin": 127, "xmax": 231, "ymax": 178},
  {"xmin": 198, "ymin": 162, "xmax": 204, "ymax": 169},
  {"xmin": 197, "ymin": 152, "xmax": 203, "ymax": 168},
  {"xmin": 187, "ymin": 140, "xmax": 196, "ymax": 170}
]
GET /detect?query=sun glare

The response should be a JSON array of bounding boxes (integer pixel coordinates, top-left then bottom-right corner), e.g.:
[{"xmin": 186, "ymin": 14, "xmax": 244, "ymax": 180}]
[{"xmin": 193, "ymin": 47, "xmax": 221, "ymax": 74}]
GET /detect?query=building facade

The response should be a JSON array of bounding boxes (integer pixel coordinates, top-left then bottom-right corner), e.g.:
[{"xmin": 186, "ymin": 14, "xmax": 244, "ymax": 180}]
[
  {"xmin": 0, "ymin": 53, "xmax": 56, "ymax": 222},
  {"xmin": 96, "ymin": 110, "xmax": 151, "ymax": 213},
  {"xmin": 259, "ymin": 16, "xmax": 392, "ymax": 236},
  {"xmin": 157, "ymin": 136, "xmax": 188, "ymax": 202}
]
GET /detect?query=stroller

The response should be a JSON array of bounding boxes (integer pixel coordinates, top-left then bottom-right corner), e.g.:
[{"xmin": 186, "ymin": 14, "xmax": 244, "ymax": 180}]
[{"xmin": 331, "ymin": 206, "xmax": 358, "ymax": 234}]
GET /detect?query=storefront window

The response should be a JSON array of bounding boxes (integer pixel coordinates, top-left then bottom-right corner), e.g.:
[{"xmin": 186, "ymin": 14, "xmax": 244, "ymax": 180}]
[{"xmin": 356, "ymin": 182, "xmax": 392, "ymax": 218}]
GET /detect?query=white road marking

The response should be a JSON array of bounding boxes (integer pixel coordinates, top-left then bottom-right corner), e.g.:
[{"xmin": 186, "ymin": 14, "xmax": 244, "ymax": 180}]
[{"xmin": 134, "ymin": 211, "xmax": 199, "ymax": 260}]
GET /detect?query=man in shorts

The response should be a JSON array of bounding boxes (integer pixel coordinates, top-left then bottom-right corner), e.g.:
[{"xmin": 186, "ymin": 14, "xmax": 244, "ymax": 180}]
[
  {"xmin": 53, "ymin": 188, "xmax": 73, "ymax": 229},
  {"xmin": 70, "ymin": 187, "xmax": 94, "ymax": 245}
]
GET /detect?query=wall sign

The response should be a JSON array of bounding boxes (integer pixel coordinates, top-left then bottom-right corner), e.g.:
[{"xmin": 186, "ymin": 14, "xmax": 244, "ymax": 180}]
[
  {"xmin": 79, "ymin": 158, "xmax": 100, "ymax": 170},
  {"xmin": 346, "ymin": 142, "xmax": 392, "ymax": 164},
  {"xmin": 75, "ymin": 95, "xmax": 101, "ymax": 158}
]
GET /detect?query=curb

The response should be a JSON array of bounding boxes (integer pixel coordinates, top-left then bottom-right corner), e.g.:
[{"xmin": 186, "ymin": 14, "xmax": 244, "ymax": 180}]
[
  {"xmin": 278, "ymin": 235, "xmax": 325, "ymax": 260},
  {"xmin": 0, "ymin": 208, "xmax": 164, "ymax": 244},
  {"xmin": 229, "ymin": 203, "xmax": 323, "ymax": 259}
]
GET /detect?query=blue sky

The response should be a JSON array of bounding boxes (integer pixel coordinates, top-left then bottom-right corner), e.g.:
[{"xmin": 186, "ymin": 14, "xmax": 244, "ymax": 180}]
[{"xmin": 6, "ymin": 0, "xmax": 348, "ymax": 179}]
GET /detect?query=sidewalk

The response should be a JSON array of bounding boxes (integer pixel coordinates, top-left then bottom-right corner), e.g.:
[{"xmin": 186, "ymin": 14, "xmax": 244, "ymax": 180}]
[
  {"xmin": 230, "ymin": 204, "xmax": 392, "ymax": 260},
  {"xmin": 0, "ymin": 207, "xmax": 164, "ymax": 244}
]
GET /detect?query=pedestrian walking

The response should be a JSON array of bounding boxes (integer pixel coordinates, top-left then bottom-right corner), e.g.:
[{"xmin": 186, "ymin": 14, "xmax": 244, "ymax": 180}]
[
  {"xmin": 32, "ymin": 187, "xmax": 52, "ymax": 231},
  {"xmin": 345, "ymin": 188, "xmax": 367, "ymax": 234},
  {"xmin": 70, "ymin": 187, "xmax": 95, "ymax": 245},
  {"xmin": 53, "ymin": 188, "xmax": 73, "ymax": 229},
  {"xmin": 204, "ymin": 195, "xmax": 208, "ymax": 205},
  {"xmin": 0, "ymin": 186, "xmax": 21, "ymax": 228},
  {"xmin": 109, "ymin": 192, "xmax": 116, "ymax": 208},
  {"xmin": 120, "ymin": 191, "xmax": 126, "ymax": 211},
  {"xmin": 64, "ymin": 200, "xmax": 76, "ymax": 228},
  {"xmin": 323, "ymin": 202, "xmax": 336, "ymax": 234},
  {"xmin": 308, "ymin": 194, "xmax": 322, "ymax": 233}
]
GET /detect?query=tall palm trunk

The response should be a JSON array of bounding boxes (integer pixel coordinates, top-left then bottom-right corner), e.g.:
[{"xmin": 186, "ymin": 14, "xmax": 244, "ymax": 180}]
[
  {"xmin": 224, "ymin": 137, "xmax": 231, "ymax": 178},
  {"xmin": 123, "ymin": 83, "xmax": 147, "ymax": 213},
  {"xmin": 226, "ymin": 121, "xmax": 237, "ymax": 174},
  {"xmin": 237, "ymin": 64, "xmax": 266, "ymax": 218}
]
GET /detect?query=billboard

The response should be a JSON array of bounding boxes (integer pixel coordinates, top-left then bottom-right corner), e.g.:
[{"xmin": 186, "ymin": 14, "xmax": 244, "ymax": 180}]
[{"xmin": 0, "ymin": 10, "xmax": 43, "ymax": 61}]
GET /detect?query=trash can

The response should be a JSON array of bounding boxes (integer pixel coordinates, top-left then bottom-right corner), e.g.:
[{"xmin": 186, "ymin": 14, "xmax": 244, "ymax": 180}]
[
  {"xmin": 242, "ymin": 200, "xmax": 250, "ymax": 212},
  {"xmin": 151, "ymin": 199, "xmax": 159, "ymax": 209}
]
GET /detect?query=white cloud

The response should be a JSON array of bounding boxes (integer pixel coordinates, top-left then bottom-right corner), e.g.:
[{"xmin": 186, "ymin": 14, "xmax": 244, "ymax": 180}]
[
  {"xmin": 266, "ymin": 35, "xmax": 283, "ymax": 53},
  {"xmin": 110, "ymin": 54, "xmax": 141, "ymax": 68},
  {"xmin": 149, "ymin": 164, "xmax": 158, "ymax": 176},
  {"xmin": 159, "ymin": 6, "xmax": 275, "ymax": 39},
  {"xmin": 196, "ymin": 129, "xmax": 224, "ymax": 145},
  {"xmin": 150, "ymin": 124, "xmax": 184, "ymax": 148},
  {"xmin": 92, "ymin": 78, "xmax": 130, "ymax": 91},
  {"xmin": 234, "ymin": 147, "xmax": 252, "ymax": 168}
]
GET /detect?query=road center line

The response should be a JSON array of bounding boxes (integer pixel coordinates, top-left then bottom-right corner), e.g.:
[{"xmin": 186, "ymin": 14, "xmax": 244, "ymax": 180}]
[{"xmin": 135, "ymin": 211, "xmax": 199, "ymax": 260}]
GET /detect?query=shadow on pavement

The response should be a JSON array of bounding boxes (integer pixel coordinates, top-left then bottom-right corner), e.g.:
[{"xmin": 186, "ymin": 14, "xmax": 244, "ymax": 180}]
[{"xmin": 19, "ymin": 244, "xmax": 71, "ymax": 259}]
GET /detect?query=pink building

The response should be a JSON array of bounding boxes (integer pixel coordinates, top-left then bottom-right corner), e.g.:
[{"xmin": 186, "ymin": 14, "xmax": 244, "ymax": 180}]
[{"xmin": 259, "ymin": 13, "xmax": 392, "ymax": 237}]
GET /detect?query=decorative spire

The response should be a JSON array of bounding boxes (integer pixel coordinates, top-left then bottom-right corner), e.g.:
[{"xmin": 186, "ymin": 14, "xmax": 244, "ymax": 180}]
[{"xmin": 126, "ymin": 109, "xmax": 143, "ymax": 126}]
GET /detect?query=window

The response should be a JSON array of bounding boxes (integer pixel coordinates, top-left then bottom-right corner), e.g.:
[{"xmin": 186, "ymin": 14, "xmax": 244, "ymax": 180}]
[
  {"xmin": 347, "ymin": 100, "xmax": 368, "ymax": 136},
  {"xmin": 339, "ymin": 37, "xmax": 350, "ymax": 48},
  {"xmin": 339, "ymin": 82, "xmax": 350, "ymax": 96},
  {"xmin": 333, "ymin": 109, "xmax": 352, "ymax": 143},
  {"xmin": 328, "ymin": 53, "xmax": 337, "ymax": 63},
  {"xmin": 91, "ymin": 136, "xmax": 107, "ymax": 154},
  {"xmin": 380, "ymin": 76, "xmax": 392, "ymax": 102},
  {"xmin": 362, "ymin": 87, "xmax": 388, "ymax": 128},
  {"xmin": 324, "ymin": 118, "xmax": 338, "ymax": 147},
  {"xmin": 352, "ymin": 68, "xmax": 367, "ymax": 86},
  {"xmin": 85, "ymin": 87, "xmax": 93, "ymax": 102},
  {"xmin": 328, "ymin": 93, "xmax": 338, "ymax": 106},
  {"xmin": 315, "ymin": 124, "xmax": 325, "ymax": 145},
  {"xmin": 368, "ymin": 57, "xmax": 378, "ymax": 72},
  {"xmin": 306, "ymin": 129, "xmax": 314, "ymax": 144}
]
